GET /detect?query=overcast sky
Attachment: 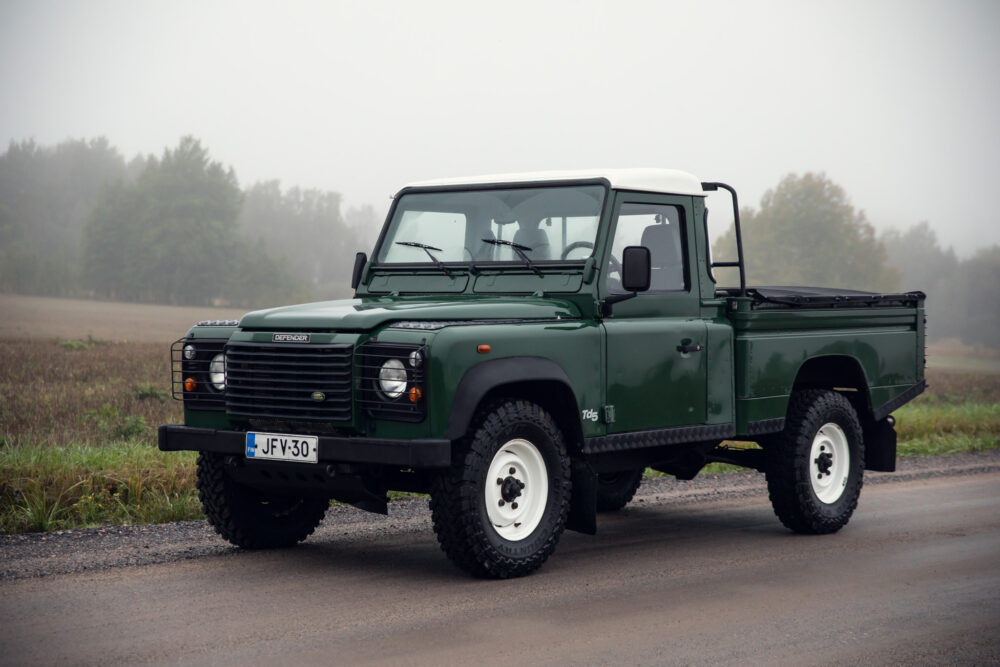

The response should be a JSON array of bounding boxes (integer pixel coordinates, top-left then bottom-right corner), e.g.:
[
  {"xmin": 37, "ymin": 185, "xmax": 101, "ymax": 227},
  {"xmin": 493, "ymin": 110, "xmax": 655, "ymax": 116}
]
[{"xmin": 1, "ymin": 0, "xmax": 997, "ymax": 256}]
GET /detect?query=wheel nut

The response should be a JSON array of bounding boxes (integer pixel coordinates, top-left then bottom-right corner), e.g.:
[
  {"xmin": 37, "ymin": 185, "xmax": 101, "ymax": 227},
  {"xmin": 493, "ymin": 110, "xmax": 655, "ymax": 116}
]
[
  {"xmin": 497, "ymin": 478, "xmax": 503, "ymax": 485},
  {"xmin": 499, "ymin": 499, "xmax": 505, "ymax": 507},
  {"xmin": 509, "ymin": 467, "xmax": 516, "ymax": 475},
  {"xmin": 511, "ymin": 502, "xmax": 518, "ymax": 510}
]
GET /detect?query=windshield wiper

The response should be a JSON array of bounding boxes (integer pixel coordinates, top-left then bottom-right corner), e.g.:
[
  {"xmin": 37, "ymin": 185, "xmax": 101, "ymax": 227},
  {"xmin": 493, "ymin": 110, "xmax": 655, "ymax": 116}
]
[
  {"xmin": 482, "ymin": 238, "xmax": 541, "ymax": 275},
  {"xmin": 395, "ymin": 241, "xmax": 453, "ymax": 275}
]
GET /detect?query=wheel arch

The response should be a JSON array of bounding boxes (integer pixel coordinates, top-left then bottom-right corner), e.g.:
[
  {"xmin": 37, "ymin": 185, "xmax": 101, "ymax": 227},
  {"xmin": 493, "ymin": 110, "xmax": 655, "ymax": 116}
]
[
  {"xmin": 444, "ymin": 356, "xmax": 584, "ymax": 454},
  {"xmin": 791, "ymin": 354, "xmax": 873, "ymax": 420},
  {"xmin": 789, "ymin": 355, "xmax": 896, "ymax": 472}
]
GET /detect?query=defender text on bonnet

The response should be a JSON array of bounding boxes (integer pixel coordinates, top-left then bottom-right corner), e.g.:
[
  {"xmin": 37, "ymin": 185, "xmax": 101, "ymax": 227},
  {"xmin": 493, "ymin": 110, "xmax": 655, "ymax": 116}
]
[{"xmin": 160, "ymin": 169, "xmax": 926, "ymax": 578}]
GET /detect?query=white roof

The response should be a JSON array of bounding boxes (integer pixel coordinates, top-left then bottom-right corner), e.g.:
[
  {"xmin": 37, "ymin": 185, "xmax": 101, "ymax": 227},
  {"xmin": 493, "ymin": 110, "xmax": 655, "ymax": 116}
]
[{"xmin": 398, "ymin": 168, "xmax": 706, "ymax": 197}]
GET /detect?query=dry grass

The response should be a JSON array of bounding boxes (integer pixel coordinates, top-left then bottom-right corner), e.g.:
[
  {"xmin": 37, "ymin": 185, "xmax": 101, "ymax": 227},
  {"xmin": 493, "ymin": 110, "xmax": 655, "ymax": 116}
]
[
  {"xmin": 926, "ymin": 338, "xmax": 1000, "ymax": 374},
  {"xmin": 0, "ymin": 338, "xmax": 181, "ymax": 447},
  {"xmin": 0, "ymin": 293, "xmax": 247, "ymax": 343},
  {"xmin": 0, "ymin": 338, "xmax": 198, "ymax": 532},
  {"xmin": 918, "ymin": 369, "xmax": 1000, "ymax": 405}
]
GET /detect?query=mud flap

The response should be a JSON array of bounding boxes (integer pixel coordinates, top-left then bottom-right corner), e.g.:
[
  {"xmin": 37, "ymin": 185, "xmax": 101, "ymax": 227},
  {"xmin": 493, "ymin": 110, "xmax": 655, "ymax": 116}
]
[
  {"xmin": 566, "ymin": 460, "xmax": 597, "ymax": 535},
  {"xmin": 864, "ymin": 417, "xmax": 897, "ymax": 472}
]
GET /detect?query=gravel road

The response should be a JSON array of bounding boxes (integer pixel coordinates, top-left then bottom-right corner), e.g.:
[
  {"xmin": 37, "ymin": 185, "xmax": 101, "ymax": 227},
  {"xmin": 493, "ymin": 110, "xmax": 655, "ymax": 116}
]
[
  {"xmin": 2, "ymin": 451, "xmax": 999, "ymax": 665},
  {"xmin": 3, "ymin": 451, "xmax": 998, "ymax": 581}
]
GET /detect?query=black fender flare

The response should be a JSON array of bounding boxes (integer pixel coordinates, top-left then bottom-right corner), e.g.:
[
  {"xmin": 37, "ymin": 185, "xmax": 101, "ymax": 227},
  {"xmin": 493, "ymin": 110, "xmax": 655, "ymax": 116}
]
[{"xmin": 443, "ymin": 356, "xmax": 578, "ymax": 441}]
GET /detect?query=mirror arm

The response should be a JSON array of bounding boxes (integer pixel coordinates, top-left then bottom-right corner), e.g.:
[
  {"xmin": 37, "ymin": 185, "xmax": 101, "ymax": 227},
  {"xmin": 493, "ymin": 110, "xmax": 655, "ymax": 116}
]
[{"xmin": 602, "ymin": 291, "xmax": 637, "ymax": 317}]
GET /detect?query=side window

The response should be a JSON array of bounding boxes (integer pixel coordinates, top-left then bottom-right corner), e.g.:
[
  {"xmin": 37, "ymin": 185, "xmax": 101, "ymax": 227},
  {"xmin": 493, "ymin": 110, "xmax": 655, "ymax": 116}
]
[{"xmin": 607, "ymin": 203, "xmax": 687, "ymax": 293}]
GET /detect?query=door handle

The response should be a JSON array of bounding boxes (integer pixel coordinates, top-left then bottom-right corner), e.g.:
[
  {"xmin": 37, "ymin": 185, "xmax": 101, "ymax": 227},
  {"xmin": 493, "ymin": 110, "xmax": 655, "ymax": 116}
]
[{"xmin": 677, "ymin": 344, "xmax": 704, "ymax": 353}]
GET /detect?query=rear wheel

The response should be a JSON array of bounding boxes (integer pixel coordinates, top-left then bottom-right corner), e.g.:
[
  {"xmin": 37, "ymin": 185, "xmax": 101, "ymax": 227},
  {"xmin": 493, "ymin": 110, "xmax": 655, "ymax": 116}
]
[
  {"xmin": 430, "ymin": 400, "xmax": 571, "ymax": 579},
  {"xmin": 596, "ymin": 467, "xmax": 645, "ymax": 512},
  {"xmin": 765, "ymin": 390, "xmax": 865, "ymax": 534},
  {"xmin": 196, "ymin": 453, "xmax": 329, "ymax": 549}
]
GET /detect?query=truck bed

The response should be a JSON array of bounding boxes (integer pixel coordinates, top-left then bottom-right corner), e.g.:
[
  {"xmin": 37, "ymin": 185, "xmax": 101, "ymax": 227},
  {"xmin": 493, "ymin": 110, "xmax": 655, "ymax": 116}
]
[{"xmin": 723, "ymin": 286, "xmax": 926, "ymax": 435}]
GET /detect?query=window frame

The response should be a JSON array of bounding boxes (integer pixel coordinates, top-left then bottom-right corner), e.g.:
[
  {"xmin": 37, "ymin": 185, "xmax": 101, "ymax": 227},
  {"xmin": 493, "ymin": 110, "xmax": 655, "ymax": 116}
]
[
  {"xmin": 371, "ymin": 180, "xmax": 610, "ymax": 270},
  {"xmin": 600, "ymin": 194, "xmax": 692, "ymax": 297}
]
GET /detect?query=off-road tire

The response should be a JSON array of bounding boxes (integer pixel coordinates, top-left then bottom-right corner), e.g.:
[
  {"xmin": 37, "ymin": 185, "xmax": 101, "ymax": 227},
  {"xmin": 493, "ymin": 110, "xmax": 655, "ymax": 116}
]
[
  {"xmin": 196, "ymin": 453, "xmax": 329, "ymax": 549},
  {"xmin": 596, "ymin": 468, "xmax": 645, "ymax": 512},
  {"xmin": 429, "ymin": 400, "xmax": 572, "ymax": 579},
  {"xmin": 765, "ymin": 389, "xmax": 865, "ymax": 534}
]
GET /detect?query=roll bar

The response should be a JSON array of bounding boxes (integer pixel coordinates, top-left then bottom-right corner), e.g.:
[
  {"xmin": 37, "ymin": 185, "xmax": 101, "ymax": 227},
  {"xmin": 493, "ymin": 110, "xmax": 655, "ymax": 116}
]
[{"xmin": 701, "ymin": 181, "xmax": 747, "ymax": 297}]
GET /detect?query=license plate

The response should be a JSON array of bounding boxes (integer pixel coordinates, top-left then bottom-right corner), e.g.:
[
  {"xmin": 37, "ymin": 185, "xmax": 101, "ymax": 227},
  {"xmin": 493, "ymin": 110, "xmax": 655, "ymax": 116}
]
[{"xmin": 245, "ymin": 432, "xmax": 319, "ymax": 464}]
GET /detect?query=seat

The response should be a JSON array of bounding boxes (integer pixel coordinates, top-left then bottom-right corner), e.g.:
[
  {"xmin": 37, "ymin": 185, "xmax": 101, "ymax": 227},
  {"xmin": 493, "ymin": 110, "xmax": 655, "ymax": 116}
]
[
  {"xmin": 512, "ymin": 225, "xmax": 551, "ymax": 260},
  {"xmin": 468, "ymin": 229, "xmax": 495, "ymax": 261},
  {"xmin": 640, "ymin": 223, "xmax": 684, "ymax": 290}
]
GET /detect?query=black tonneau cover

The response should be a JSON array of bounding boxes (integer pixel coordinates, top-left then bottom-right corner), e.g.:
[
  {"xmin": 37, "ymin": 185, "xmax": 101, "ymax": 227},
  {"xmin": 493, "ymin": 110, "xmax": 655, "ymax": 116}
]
[{"xmin": 745, "ymin": 286, "xmax": 926, "ymax": 308}]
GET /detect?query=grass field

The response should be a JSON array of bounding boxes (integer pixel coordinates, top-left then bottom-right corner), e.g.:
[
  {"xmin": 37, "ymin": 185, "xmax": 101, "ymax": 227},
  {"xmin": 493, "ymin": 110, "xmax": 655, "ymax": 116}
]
[
  {"xmin": 0, "ymin": 293, "xmax": 247, "ymax": 343},
  {"xmin": 1, "ymin": 295, "xmax": 997, "ymax": 534}
]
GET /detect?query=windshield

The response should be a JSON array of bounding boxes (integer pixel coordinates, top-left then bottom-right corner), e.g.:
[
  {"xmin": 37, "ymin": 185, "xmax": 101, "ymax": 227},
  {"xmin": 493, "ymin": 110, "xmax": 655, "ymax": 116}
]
[{"xmin": 376, "ymin": 184, "xmax": 605, "ymax": 265}]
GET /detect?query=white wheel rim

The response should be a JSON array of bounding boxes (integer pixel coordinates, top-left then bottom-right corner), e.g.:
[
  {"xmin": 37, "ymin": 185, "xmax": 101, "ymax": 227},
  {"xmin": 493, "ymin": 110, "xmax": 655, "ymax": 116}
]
[
  {"xmin": 484, "ymin": 438, "xmax": 548, "ymax": 542},
  {"xmin": 809, "ymin": 422, "xmax": 850, "ymax": 504}
]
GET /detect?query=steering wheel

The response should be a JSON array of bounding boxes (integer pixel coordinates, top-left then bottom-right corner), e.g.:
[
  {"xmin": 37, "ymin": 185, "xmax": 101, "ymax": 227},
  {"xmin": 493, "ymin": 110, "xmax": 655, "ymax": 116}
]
[
  {"xmin": 608, "ymin": 254, "xmax": 621, "ymax": 275},
  {"xmin": 561, "ymin": 241, "xmax": 594, "ymax": 260}
]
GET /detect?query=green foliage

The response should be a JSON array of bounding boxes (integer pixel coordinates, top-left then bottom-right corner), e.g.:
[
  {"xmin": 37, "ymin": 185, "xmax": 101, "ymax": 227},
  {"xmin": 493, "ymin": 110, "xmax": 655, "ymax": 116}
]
[
  {"xmin": 241, "ymin": 180, "xmax": 365, "ymax": 300},
  {"xmin": 0, "ymin": 441, "xmax": 202, "ymax": 533},
  {"xmin": 57, "ymin": 335, "xmax": 108, "ymax": 350},
  {"xmin": 893, "ymin": 401, "xmax": 1000, "ymax": 442},
  {"xmin": 713, "ymin": 173, "xmax": 900, "ymax": 292},
  {"xmin": 881, "ymin": 222, "xmax": 1000, "ymax": 346},
  {"xmin": 942, "ymin": 246, "xmax": 1000, "ymax": 347},
  {"xmin": 79, "ymin": 137, "xmax": 315, "ymax": 307},
  {"xmin": 85, "ymin": 404, "xmax": 149, "ymax": 441},
  {"xmin": 134, "ymin": 383, "xmax": 169, "ymax": 402},
  {"xmin": 0, "ymin": 138, "xmax": 127, "ymax": 297}
]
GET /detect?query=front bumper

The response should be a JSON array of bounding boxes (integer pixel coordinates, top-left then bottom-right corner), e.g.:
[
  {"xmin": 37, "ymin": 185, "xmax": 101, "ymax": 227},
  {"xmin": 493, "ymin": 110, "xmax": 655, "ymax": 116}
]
[{"xmin": 158, "ymin": 424, "xmax": 452, "ymax": 468}]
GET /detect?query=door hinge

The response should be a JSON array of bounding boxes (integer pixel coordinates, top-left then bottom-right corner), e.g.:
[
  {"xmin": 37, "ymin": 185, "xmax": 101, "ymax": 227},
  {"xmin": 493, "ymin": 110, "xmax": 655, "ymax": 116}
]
[{"xmin": 603, "ymin": 405, "xmax": 616, "ymax": 424}]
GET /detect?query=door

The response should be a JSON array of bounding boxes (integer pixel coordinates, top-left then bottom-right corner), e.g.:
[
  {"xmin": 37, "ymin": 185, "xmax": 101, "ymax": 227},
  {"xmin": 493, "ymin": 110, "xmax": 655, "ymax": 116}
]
[{"xmin": 601, "ymin": 193, "xmax": 707, "ymax": 433}]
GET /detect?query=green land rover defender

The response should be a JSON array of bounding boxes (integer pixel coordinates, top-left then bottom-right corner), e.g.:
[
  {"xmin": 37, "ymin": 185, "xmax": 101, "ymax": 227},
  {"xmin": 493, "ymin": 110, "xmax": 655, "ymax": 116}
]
[{"xmin": 159, "ymin": 169, "xmax": 926, "ymax": 578}]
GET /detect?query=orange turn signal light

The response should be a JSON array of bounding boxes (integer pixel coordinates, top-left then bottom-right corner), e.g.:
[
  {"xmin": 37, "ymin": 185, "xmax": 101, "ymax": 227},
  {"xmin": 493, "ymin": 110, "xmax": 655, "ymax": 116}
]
[
  {"xmin": 477, "ymin": 344, "xmax": 491, "ymax": 354},
  {"xmin": 184, "ymin": 377, "xmax": 197, "ymax": 392},
  {"xmin": 408, "ymin": 386, "xmax": 423, "ymax": 403}
]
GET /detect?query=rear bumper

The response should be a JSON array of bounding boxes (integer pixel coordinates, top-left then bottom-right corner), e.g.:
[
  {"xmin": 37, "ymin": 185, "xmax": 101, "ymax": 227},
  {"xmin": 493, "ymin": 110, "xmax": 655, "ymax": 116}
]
[{"xmin": 157, "ymin": 424, "xmax": 452, "ymax": 468}]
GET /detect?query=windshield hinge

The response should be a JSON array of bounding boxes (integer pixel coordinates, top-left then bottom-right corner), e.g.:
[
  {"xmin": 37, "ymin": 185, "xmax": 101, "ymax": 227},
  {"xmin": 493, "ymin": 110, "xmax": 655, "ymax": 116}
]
[{"xmin": 603, "ymin": 405, "xmax": 616, "ymax": 424}]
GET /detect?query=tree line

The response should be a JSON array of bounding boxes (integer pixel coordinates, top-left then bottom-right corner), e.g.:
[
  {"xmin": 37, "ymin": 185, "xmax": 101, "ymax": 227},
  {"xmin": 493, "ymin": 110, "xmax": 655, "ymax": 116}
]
[
  {"xmin": 0, "ymin": 136, "xmax": 377, "ymax": 308},
  {"xmin": 1, "ymin": 139, "xmax": 996, "ymax": 344},
  {"xmin": 711, "ymin": 172, "xmax": 1000, "ymax": 347}
]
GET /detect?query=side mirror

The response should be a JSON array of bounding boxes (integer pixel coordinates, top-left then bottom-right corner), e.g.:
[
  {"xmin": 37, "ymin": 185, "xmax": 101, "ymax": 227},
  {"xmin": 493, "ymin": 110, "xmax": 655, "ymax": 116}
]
[
  {"xmin": 620, "ymin": 246, "xmax": 651, "ymax": 292},
  {"xmin": 351, "ymin": 252, "xmax": 367, "ymax": 290},
  {"xmin": 603, "ymin": 246, "xmax": 650, "ymax": 317}
]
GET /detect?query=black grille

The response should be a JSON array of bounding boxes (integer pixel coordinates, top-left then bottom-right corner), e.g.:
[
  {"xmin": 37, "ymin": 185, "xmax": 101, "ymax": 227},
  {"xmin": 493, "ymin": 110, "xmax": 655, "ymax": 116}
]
[
  {"xmin": 224, "ymin": 341, "xmax": 353, "ymax": 422},
  {"xmin": 357, "ymin": 342, "xmax": 426, "ymax": 422},
  {"xmin": 171, "ymin": 338, "xmax": 227, "ymax": 410}
]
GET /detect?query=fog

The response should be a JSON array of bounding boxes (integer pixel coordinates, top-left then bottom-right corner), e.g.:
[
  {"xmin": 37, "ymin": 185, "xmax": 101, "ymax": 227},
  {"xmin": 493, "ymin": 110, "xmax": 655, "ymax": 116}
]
[{"xmin": 1, "ymin": 0, "xmax": 998, "ymax": 255}]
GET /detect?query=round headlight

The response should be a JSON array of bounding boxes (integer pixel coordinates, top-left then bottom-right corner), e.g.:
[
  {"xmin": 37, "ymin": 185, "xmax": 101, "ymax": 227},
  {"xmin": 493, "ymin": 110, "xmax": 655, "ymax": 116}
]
[
  {"xmin": 209, "ymin": 353, "xmax": 226, "ymax": 392},
  {"xmin": 408, "ymin": 350, "xmax": 423, "ymax": 368},
  {"xmin": 378, "ymin": 358, "xmax": 407, "ymax": 399},
  {"xmin": 183, "ymin": 344, "xmax": 196, "ymax": 360}
]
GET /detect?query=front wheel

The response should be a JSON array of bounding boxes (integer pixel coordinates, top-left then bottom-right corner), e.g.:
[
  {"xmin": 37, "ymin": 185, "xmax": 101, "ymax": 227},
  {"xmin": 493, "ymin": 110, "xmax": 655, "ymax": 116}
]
[
  {"xmin": 196, "ymin": 453, "xmax": 329, "ymax": 549},
  {"xmin": 765, "ymin": 389, "xmax": 865, "ymax": 534},
  {"xmin": 430, "ymin": 400, "xmax": 571, "ymax": 579}
]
